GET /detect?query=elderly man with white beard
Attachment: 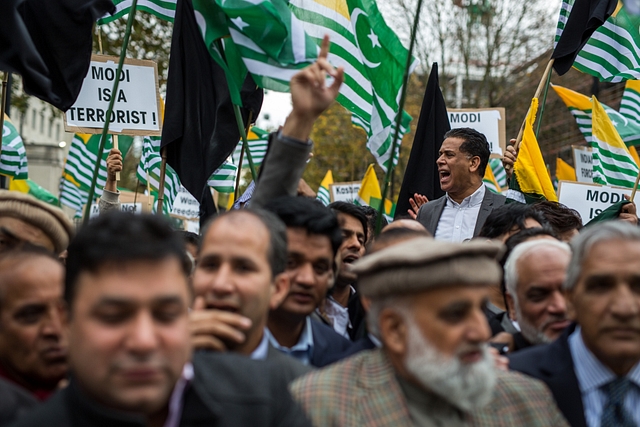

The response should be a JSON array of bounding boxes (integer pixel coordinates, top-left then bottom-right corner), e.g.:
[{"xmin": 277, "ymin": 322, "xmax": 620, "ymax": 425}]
[{"xmin": 290, "ymin": 237, "xmax": 569, "ymax": 427}]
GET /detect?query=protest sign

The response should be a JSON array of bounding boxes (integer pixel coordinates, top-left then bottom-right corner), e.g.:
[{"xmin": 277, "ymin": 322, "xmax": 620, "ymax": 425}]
[
  {"xmin": 65, "ymin": 55, "xmax": 162, "ymax": 135},
  {"xmin": 448, "ymin": 108, "xmax": 506, "ymax": 157},
  {"xmin": 88, "ymin": 192, "xmax": 153, "ymax": 217},
  {"xmin": 171, "ymin": 186, "xmax": 200, "ymax": 219},
  {"xmin": 558, "ymin": 181, "xmax": 631, "ymax": 223},
  {"xmin": 572, "ymin": 145, "xmax": 594, "ymax": 183},
  {"xmin": 330, "ymin": 182, "xmax": 362, "ymax": 203}
]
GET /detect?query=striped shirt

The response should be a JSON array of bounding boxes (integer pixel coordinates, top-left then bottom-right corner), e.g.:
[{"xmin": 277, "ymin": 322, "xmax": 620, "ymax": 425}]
[{"xmin": 568, "ymin": 327, "xmax": 640, "ymax": 427}]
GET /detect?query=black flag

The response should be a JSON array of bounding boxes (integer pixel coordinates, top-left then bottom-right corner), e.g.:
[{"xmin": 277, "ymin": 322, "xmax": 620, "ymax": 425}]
[
  {"xmin": 552, "ymin": 0, "xmax": 618, "ymax": 75},
  {"xmin": 161, "ymin": 0, "xmax": 263, "ymax": 223},
  {"xmin": 0, "ymin": 0, "xmax": 114, "ymax": 111},
  {"xmin": 395, "ymin": 63, "xmax": 449, "ymax": 218}
]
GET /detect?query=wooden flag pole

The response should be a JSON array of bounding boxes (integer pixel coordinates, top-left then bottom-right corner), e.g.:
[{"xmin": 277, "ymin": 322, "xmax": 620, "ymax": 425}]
[
  {"xmin": 0, "ymin": 72, "xmax": 9, "ymax": 160},
  {"xmin": 156, "ymin": 147, "xmax": 167, "ymax": 214},
  {"xmin": 514, "ymin": 59, "xmax": 555, "ymax": 152},
  {"xmin": 83, "ymin": 0, "xmax": 138, "ymax": 224},
  {"xmin": 630, "ymin": 172, "xmax": 640, "ymax": 202},
  {"xmin": 375, "ymin": 0, "xmax": 424, "ymax": 235}
]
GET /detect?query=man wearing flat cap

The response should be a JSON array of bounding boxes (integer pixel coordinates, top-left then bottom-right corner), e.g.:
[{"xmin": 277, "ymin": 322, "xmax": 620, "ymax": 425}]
[
  {"xmin": 291, "ymin": 237, "xmax": 569, "ymax": 427},
  {"xmin": 0, "ymin": 190, "xmax": 73, "ymax": 254}
]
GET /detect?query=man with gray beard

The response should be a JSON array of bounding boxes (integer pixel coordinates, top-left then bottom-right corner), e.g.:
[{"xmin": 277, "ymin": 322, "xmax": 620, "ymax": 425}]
[
  {"xmin": 291, "ymin": 237, "xmax": 568, "ymax": 427},
  {"xmin": 503, "ymin": 239, "xmax": 572, "ymax": 352}
]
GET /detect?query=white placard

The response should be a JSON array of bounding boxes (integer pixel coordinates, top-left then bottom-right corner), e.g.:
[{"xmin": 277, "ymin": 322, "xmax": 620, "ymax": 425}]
[
  {"xmin": 89, "ymin": 202, "xmax": 143, "ymax": 218},
  {"xmin": 448, "ymin": 108, "xmax": 506, "ymax": 156},
  {"xmin": 171, "ymin": 186, "xmax": 200, "ymax": 219},
  {"xmin": 330, "ymin": 182, "xmax": 362, "ymax": 203},
  {"xmin": 65, "ymin": 55, "xmax": 161, "ymax": 135},
  {"xmin": 572, "ymin": 146, "xmax": 594, "ymax": 183},
  {"xmin": 557, "ymin": 181, "xmax": 630, "ymax": 223}
]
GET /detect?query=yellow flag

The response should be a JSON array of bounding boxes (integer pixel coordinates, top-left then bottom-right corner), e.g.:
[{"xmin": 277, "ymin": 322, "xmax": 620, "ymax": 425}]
[
  {"xmin": 317, "ymin": 170, "xmax": 334, "ymax": 205},
  {"xmin": 319, "ymin": 170, "xmax": 334, "ymax": 189},
  {"xmin": 630, "ymin": 146, "xmax": 640, "ymax": 167},
  {"xmin": 555, "ymin": 158, "xmax": 576, "ymax": 182},
  {"xmin": 514, "ymin": 98, "xmax": 558, "ymax": 202},
  {"xmin": 551, "ymin": 84, "xmax": 592, "ymax": 110},
  {"xmin": 226, "ymin": 192, "xmax": 235, "ymax": 211},
  {"xmin": 482, "ymin": 163, "xmax": 501, "ymax": 193},
  {"xmin": 355, "ymin": 164, "xmax": 381, "ymax": 206}
]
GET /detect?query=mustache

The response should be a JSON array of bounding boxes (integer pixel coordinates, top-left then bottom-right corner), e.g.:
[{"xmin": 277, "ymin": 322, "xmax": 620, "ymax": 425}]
[{"xmin": 540, "ymin": 315, "xmax": 568, "ymax": 330}]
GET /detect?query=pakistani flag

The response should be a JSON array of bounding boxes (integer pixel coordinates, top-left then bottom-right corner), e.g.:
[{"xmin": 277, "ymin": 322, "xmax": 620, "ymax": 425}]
[
  {"xmin": 317, "ymin": 170, "xmax": 333, "ymax": 206},
  {"xmin": 232, "ymin": 127, "xmax": 270, "ymax": 168},
  {"xmin": 1, "ymin": 116, "xmax": 28, "ymax": 180},
  {"xmin": 489, "ymin": 158, "xmax": 507, "ymax": 188},
  {"xmin": 591, "ymin": 95, "xmax": 639, "ymax": 188},
  {"xmin": 552, "ymin": 84, "xmax": 640, "ymax": 147},
  {"xmin": 193, "ymin": 0, "xmax": 416, "ymax": 172},
  {"xmin": 207, "ymin": 160, "xmax": 237, "ymax": 194},
  {"xmin": 136, "ymin": 136, "xmax": 182, "ymax": 213},
  {"xmin": 98, "ymin": 0, "xmax": 177, "ymax": 24}
]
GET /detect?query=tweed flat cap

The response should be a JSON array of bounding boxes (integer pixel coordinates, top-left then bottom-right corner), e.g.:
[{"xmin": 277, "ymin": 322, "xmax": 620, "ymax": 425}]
[
  {"xmin": 0, "ymin": 190, "xmax": 74, "ymax": 253},
  {"xmin": 352, "ymin": 237, "xmax": 504, "ymax": 298}
]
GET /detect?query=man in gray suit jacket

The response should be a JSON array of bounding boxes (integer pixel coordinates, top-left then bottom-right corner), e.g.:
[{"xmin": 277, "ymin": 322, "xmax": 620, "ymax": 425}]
[{"xmin": 416, "ymin": 128, "xmax": 506, "ymax": 241}]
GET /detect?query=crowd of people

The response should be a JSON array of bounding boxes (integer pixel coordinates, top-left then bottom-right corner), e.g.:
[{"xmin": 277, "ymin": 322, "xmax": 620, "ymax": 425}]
[{"xmin": 0, "ymin": 36, "xmax": 639, "ymax": 427}]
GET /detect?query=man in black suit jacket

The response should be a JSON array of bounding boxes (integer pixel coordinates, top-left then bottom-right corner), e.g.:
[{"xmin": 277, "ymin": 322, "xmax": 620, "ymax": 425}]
[
  {"xmin": 415, "ymin": 128, "xmax": 506, "ymax": 241},
  {"xmin": 10, "ymin": 213, "xmax": 309, "ymax": 427},
  {"xmin": 510, "ymin": 222, "xmax": 640, "ymax": 427}
]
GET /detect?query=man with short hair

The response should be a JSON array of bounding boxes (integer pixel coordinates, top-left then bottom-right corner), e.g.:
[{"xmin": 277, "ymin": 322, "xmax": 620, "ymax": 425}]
[
  {"xmin": 291, "ymin": 237, "xmax": 569, "ymax": 426},
  {"xmin": 510, "ymin": 221, "xmax": 640, "ymax": 427},
  {"xmin": 503, "ymin": 239, "xmax": 572, "ymax": 351},
  {"xmin": 478, "ymin": 203, "xmax": 549, "ymax": 243},
  {"xmin": 11, "ymin": 213, "xmax": 310, "ymax": 427},
  {"xmin": 264, "ymin": 196, "xmax": 352, "ymax": 367},
  {"xmin": 0, "ymin": 191, "xmax": 73, "ymax": 254},
  {"xmin": 415, "ymin": 128, "xmax": 506, "ymax": 242},
  {"xmin": 0, "ymin": 245, "xmax": 67, "ymax": 401}
]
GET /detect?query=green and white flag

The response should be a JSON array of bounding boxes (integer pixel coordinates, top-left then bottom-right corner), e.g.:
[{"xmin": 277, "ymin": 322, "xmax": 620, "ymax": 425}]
[
  {"xmin": 489, "ymin": 158, "xmax": 507, "ymax": 188},
  {"xmin": 554, "ymin": 0, "xmax": 573, "ymax": 48},
  {"xmin": 1, "ymin": 115, "xmax": 28, "ymax": 180},
  {"xmin": 136, "ymin": 136, "xmax": 181, "ymax": 213},
  {"xmin": 562, "ymin": 1, "xmax": 640, "ymax": 82},
  {"xmin": 97, "ymin": 0, "xmax": 177, "ymax": 24},
  {"xmin": 232, "ymin": 127, "xmax": 270, "ymax": 168},
  {"xmin": 59, "ymin": 176, "xmax": 89, "ymax": 214},
  {"xmin": 207, "ymin": 159, "xmax": 237, "ymax": 194},
  {"xmin": 193, "ymin": 0, "xmax": 416, "ymax": 172},
  {"xmin": 63, "ymin": 134, "xmax": 112, "ymax": 196},
  {"xmin": 619, "ymin": 79, "xmax": 640, "ymax": 123}
]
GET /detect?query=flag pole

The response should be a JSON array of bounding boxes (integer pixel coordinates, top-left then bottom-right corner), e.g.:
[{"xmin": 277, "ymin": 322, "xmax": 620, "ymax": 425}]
[
  {"xmin": 535, "ymin": 66, "xmax": 553, "ymax": 138},
  {"xmin": 156, "ymin": 147, "xmax": 167, "ymax": 214},
  {"xmin": 83, "ymin": 0, "xmax": 138, "ymax": 224},
  {"xmin": 234, "ymin": 112, "xmax": 252, "ymax": 201},
  {"xmin": 233, "ymin": 104, "xmax": 257, "ymax": 182},
  {"xmin": 376, "ymin": 0, "xmax": 424, "ymax": 235},
  {"xmin": 0, "ymin": 72, "xmax": 8, "ymax": 160},
  {"xmin": 514, "ymin": 59, "xmax": 554, "ymax": 151},
  {"xmin": 630, "ymin": 172, "xmax": 640, "ymax": 202}
]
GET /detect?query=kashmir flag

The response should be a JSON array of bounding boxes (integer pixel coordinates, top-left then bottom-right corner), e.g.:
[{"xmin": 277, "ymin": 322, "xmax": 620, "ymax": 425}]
[
  {"xmin": 1, "ymin": 115, "xmax": 28, "ymax": 180},
  {"xmin": 571, "ymin": 3, "xmax": 640, "ymax": 81},
  {"xmin": 317, "ymin": 170, "xmax": 333, "ymax": 206},
  {"xmin": 207, "ymin": 159, "xmax": 237, "ymax": 194},
  {"xmin": 97, "ymin": 0, "xmax": 177, "ymax": 24},
  {"xmin": 489, "ymin": 158, "xmax": 507, "ymax": 188},
  {"xmin": 619, "ymin": 80, "xmax": 640, "ymax": 126},
  {"xmin": 9, "ymin": 178, "xmax": 58, "ymax": 206},
  {"xmin": 232, "ymin": 127, "xmax": 270, "ymax": 168},
  {"xmin": 506, "ymin": 99, "xmax": 558, "ymax": 204},
  {"xmin": 556, "ymin": 157, "xmax": 577, "ymax": 181},
  {"xmin": 136, "ymin": 136, "xmax": 182, "ymax": 213},
  {"xmin": 354, "ymin": 164, "xmax": 396, "ymax": 220},
  {"xmin": 63, "ymin": 134, "xmax": 112, "ymax": 194},
  {"xmin": 552, "ymin": 84, "xmax": 640, "ymax": 146},
  {"xmin": 591, "ymin": 95, "xmax": 639, "ymax": 187},
  {"xmin": 483, "ymin": 165, "xmax": 501, "ymax": 194},
  {"xmin": 193, "ymin": 0, "xmax": 416, "ymax": 172},
  {"xmin": 59, "ymin": 176, "xmax": 89, "ymax": 213},
  {"xmin": 552, "ymin": 0, "xmax": 619, "ymax": 75},
  {"xmin": 630, "ymin": 145, "xmax": 640, "ymax": 165}
]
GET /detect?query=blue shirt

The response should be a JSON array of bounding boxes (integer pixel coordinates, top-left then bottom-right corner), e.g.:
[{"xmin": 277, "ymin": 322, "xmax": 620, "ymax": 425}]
[
  {"xmin": 266, "ymin": 317, "xmax": 314, "ymax": 365},
  {"xmin": 250, "ymin": 329, "xmax": 270, "ymax": 361},
  {"xmin": 569, "ymin": 326, "xmax": 640, "ymax": 427}
]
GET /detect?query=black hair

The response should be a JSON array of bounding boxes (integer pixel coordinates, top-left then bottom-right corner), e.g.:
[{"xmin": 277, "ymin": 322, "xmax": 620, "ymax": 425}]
[
  {"xmin": 176, "ymin": 230, "xmax": 200, "ymax": 248},
  {"xmin": 65, "ymin": 212, "xmax": 191, "ymax": 307},
  {"xmin": 531, "ymin": 201, "xmax": 583, "ymax": 235},
  {"xmin": 199, "ymin": 208, "xmax": 288, "ymax": 277},
  {"xmin": 329, "ymin": 201, "xmax": 370, "ymax": 242},
  {"xmin": 478, "ymin": 203, "xmax": 550, "ymax": 240},
  {"xmin": 264, "ymin": 196, "xmax": 342, "ymax": 257},
  {"xmin": 443, "ymin": 127, "xmax": 491, "ymax": 177}
]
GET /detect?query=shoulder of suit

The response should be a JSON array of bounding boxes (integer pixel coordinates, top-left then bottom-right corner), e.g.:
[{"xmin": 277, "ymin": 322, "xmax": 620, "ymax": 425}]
[
  {"xmin": 493, "ymin": 369, "xmax": 551, "ymax": 399},
  {"xmin": 508, "ymin": 341, "xmax": 555, "ymax": 374},
  {"xmin": 311, "ymin": 318, "xmax": 352, "ymax": 347},
  {"xmin": 5, "ymin": 387, "xmax": 69, "ymax": 426}
]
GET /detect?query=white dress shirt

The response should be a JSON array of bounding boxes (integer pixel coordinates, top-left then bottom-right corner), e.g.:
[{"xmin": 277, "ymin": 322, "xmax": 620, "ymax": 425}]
[{"xmin": 434, "ymin": 185, "xmax": 486, "ymax": 243}]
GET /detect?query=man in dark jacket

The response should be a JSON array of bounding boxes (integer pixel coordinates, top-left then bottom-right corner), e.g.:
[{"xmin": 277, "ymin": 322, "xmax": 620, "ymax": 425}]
[{"xmin": 10, "ymin": 213, "xmax": 309, "ymax": 427}]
